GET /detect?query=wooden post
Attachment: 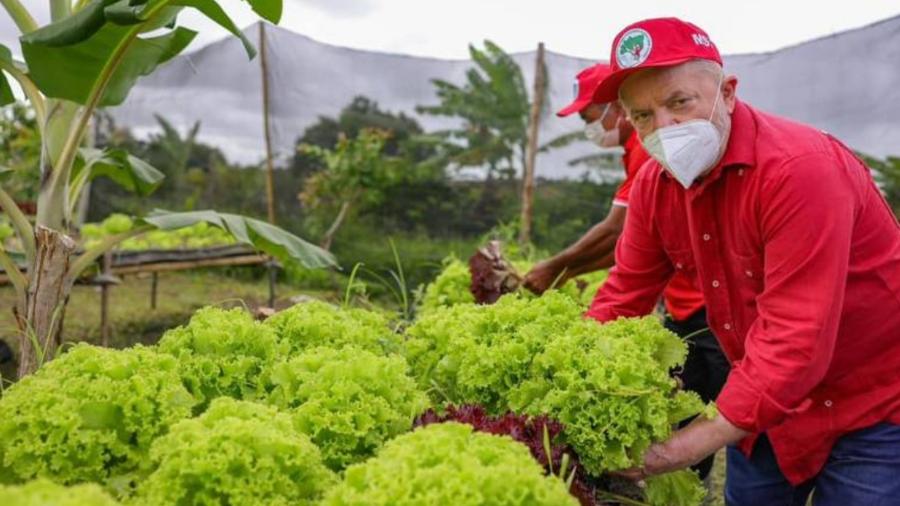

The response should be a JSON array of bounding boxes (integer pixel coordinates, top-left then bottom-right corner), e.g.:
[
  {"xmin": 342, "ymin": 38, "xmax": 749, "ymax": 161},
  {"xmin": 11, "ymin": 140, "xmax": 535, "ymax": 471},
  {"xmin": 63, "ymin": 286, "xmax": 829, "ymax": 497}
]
[
  {"xmin": 268, "ymin": 260, "xmax": 277, "ymax": 308},
  {"xmin": 259, "ymin": 22, "xmax": 277, "ymax": 226},
  {"xmin": 100, "ymin": 252, "xmax": 111, "ymax": 347},
  {"xmin": 519, "ymin": 42, "xmax": 546, "ymax": 246},
  {"xmin": 259, "ymin": 22, "xmax": 278, "ymax": 307},
  {"xmin": 150, "ymin": 271, "xmax": 158, "ymax": 310}
]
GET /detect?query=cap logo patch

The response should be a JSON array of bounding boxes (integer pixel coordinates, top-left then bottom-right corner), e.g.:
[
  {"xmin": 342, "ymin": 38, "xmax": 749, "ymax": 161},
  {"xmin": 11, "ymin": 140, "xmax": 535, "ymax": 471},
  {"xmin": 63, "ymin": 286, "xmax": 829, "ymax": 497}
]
[
  {"xmin": 692, "ymin": 33, "xmax": 712, "ymax": 47},
  {"xmin": 616, "ymin": 28, "xmax": 652, "ymax": 68}
]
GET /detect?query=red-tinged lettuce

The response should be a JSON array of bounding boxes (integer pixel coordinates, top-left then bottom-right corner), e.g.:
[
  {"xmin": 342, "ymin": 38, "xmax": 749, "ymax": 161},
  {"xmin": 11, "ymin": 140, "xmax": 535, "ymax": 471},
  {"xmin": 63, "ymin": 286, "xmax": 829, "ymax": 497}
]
[
  {"xmin": 508, "ymin": 317, "xmax": 703, "ymax": 475},
  {"xmin": 419, "ymin": 251, "xmax": 608, "ymax": 316},
  {"xmin": 157, "ymin": 306, "xmax": 283, "ymax": 411},
  {"xmin": 506, "ymin": 317, "xmax": 706, "ymax": 505},
  {"xmin": 415, "ymin": 405, "xmax": 597, "ymax": 506},
  {"xmin": 265, "ymin": 346, "xmax": 429, "ymax": 471},
  {"xmin": 0, "ymin": 478, "xmax": 120, "ymax": 506},
  {"xmin": 134, "ymin": 398, "xmax": 334, "ymax": 506},
  {"xmin": 321, "ymin": 422, "xmax": 579, "ymax": 506},
  {"xmin": 264, "ymin": 301, "xmax": 401, "ymax": 356},
  {"xmin": 0, "ymin": 344, "xmax": 195, "ymax": 494}
]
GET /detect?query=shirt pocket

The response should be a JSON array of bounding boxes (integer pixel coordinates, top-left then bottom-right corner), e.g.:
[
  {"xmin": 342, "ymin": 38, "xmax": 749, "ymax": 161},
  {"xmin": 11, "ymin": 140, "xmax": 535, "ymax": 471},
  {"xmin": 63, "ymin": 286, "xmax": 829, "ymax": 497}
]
[{"xmin": 667, "ymin": 248, "xmax": 698, "ymax": 278}]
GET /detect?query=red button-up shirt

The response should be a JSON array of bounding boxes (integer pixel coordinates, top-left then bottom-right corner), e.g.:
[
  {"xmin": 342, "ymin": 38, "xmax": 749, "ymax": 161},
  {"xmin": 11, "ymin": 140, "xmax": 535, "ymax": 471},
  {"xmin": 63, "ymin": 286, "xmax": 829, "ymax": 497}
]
[
  {"xmin": 614, "ymin": 131, "xmax": 706, "ymax": 321},
  {"xmin": 586, "ymin": 100, "xmax": 900, "ymax": 484}
]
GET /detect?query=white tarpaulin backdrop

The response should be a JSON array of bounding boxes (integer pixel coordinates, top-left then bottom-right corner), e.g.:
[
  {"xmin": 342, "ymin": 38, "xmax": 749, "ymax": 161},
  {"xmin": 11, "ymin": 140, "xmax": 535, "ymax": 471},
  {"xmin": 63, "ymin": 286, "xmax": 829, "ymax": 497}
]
[{"xmin": 110, "ymin": 15, "xmax": 900, "ymax": 179}]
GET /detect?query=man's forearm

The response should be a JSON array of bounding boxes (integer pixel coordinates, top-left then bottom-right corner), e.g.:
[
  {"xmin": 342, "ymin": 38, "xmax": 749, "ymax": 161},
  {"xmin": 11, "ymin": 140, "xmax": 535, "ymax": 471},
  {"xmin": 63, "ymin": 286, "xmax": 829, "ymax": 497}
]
[
  {"xmin": 559, "ymin": 249, "xmax": 617, "ymax": 277},
  {"xmin": 548, "ymin": 221, "xmax": 621, "ymax": 272},
  {"xmin": 643, "ymin": 415, "xmax": 749, "ymax": 475}
]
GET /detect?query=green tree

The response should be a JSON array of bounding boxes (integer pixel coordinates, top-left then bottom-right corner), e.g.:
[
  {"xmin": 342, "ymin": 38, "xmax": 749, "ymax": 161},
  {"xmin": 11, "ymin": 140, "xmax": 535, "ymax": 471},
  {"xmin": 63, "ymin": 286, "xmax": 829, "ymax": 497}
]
[
  {"xmin": 416, "ymin": 40, "xmax": 535, "ymax": 180},
  {"xmin": 299, "ymin": 129, "xmax": 402, "ymax": 250},
  {"xmin": 0, "ymin": 0, "xmax": 335, "ymax": 377},
  {"xmin": 290, "ymin": 95, "xmax": 431, "ymax": 178},
  {"xmin": 0, "ymin": 101, "xmax": 40, "ymax": 203}
]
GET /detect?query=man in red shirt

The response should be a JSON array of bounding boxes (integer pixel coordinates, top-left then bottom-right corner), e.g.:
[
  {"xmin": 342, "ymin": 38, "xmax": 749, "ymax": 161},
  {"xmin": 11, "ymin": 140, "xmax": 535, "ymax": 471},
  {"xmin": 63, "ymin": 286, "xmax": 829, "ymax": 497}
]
[
  {"xmin": 587, "ymin": 17, "xmax": 900, "ymax": 504},
  {"xmin": 524, "ymin": 63, "xmax": 729, "ymax": 480}
]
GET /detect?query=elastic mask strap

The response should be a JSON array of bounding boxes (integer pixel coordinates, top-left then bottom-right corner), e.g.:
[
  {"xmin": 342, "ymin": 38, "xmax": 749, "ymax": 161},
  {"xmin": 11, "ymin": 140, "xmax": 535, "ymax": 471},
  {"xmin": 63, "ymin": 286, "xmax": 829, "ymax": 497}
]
[
  {"xmin": 598, "ymin": 103, "xmax": 611, "ymax": 124},
  {"xmin": 707, "ymin": 73, "xmax": 725, "ymax": 122}
]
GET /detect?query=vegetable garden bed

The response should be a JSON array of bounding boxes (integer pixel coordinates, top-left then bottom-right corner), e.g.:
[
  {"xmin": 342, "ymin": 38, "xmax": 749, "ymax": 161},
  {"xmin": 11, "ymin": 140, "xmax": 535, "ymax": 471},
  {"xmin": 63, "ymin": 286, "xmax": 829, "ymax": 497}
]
[{"xmin": 0, "ymin": 286, "xmax": 709, "ymax": 506}]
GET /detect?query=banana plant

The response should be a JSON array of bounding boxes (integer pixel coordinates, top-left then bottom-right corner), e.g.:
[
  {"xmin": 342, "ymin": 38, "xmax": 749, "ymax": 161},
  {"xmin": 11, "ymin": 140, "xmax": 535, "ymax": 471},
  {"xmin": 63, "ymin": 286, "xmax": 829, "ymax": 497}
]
[{"xmin": 0, "ymin": 0, "xmax": 337, "ymax": 378}]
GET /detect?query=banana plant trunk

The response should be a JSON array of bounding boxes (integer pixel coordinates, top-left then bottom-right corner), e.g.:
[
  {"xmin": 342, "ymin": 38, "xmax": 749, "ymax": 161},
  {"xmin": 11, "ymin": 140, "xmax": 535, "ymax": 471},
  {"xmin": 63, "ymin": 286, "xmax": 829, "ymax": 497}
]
[
  {"xmin": 12, "ymin": 97, "xmax": 81, "ymax": 377},
  {"xmin": 16, "ymin": 226, "xmax": 77, "ymax": 377}
]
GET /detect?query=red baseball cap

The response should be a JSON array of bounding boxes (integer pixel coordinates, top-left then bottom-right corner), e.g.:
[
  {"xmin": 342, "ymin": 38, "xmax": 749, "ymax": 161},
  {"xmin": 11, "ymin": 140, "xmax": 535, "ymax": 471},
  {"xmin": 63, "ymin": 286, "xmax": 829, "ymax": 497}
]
[
  {"xmin": 593, "ymin": 17, "xmax": 722, "ymax": 103},
  {"xmin": 556, "ymin": 63, "xmax": 613, "ymax": 117}
]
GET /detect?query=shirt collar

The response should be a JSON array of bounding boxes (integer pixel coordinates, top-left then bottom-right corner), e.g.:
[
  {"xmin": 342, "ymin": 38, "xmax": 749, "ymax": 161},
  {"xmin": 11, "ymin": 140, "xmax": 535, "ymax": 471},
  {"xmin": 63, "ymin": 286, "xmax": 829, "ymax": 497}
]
[{"xmin": 718, "ymin": 99, "xmax": 756, "ymax": 170}]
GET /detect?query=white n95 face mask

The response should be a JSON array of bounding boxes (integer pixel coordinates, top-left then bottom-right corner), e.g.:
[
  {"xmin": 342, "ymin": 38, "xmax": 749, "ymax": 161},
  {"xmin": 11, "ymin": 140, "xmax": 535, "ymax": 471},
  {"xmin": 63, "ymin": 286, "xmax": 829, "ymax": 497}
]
[
  {"xmin": 584, "ymin": 120, "xmax": 620, "ymax": 148},
  {"xmin": 584, "ymin": 104, "xmax": 619, "ymax": 148},
  {"xmin": 641, "ymin": 79, "xmax": 726, "ymax": 189}
]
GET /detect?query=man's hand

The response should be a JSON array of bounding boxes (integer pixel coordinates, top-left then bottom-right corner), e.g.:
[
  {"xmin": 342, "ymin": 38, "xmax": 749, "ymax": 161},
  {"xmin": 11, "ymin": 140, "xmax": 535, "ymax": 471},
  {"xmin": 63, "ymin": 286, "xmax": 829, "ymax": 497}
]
[
  {"xmin": 523, "ymin": 259, "xmax": 566, "ymax": 295},
  {"xmin": 618, "ymin": 414, "xmax": 749, "ymax": 479}
]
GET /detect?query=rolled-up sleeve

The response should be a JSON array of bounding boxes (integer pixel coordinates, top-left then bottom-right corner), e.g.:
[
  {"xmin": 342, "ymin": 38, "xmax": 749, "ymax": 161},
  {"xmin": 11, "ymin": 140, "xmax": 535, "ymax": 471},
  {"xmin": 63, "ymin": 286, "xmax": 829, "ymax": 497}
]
[
  {"xmin": 717, "ymin": 153, "xmax": 855, "ymax": 432},
  {"xmin": 586, "ymin": 176, "xmax": 672, "ymax": 322}
]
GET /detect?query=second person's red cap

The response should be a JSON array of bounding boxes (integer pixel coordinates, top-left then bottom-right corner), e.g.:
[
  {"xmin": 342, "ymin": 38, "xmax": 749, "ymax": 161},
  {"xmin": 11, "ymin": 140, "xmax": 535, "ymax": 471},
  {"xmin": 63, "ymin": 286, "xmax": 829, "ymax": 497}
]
[
  {"xmin": 593, "ymin": 17, "xmax": 722, "ymax": 103},
  {"xmin": 556, "ymin": 63, "xmax": 612, "ymax": 117}
]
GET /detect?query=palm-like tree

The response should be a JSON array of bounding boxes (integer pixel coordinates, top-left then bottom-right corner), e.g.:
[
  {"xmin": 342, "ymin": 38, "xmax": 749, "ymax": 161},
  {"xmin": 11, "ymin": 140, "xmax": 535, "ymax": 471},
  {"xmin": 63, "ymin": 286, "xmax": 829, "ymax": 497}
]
[{"xmin": 417, "ymin": 40, "xmax": 542, "ymax": 181}]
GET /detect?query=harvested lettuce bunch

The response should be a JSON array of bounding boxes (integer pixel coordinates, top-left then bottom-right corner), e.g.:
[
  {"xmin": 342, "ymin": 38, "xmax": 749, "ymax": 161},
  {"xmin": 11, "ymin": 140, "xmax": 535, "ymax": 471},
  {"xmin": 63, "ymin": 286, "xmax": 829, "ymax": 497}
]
[
  {"xmin": 0, "ymin": 344, "xmax": 195, "ymax": 493},
  {"xmin": 134, "ymin": 398, "xmax": 333, "ymax": 506},
  {"xmin": 266, "ymin": 346, "xmax": 428, "ymax": 471},
  {"xmin": 322, "ymin": 422, "xmax": 579, "ymax": 506}
]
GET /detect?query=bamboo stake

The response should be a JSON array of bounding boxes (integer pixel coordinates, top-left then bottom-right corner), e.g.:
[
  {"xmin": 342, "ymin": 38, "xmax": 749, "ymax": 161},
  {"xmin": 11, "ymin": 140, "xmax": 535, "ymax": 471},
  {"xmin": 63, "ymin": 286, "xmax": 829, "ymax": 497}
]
[
  {"xmin": 519, "ymin": 42, "xmax": 546, "ymax": 245},
  {"xmin": 259, "ymin": 22, "xmax": 278, "ymax": 307},
  {"xmin": 259, "ymin": 22, "xmax": 277, "ymax": 225}
]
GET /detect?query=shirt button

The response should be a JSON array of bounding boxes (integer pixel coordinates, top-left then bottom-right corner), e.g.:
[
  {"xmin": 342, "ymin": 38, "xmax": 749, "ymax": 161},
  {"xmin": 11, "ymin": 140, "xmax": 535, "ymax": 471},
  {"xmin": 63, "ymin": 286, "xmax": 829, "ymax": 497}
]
[
  {"xmin": 738, "ymin": 169, "xmax": 745, "ymax": 176},
  {"xmin": 712, "ymin": 280, "xmax": 720, "ymax": 288},
  {"xmin": 824, "ymin": 400, "xmax": 833, "ymax": 407},
  {"xmin": 745, "ymin": 270, "xmax": 753, "ymax": 278},
  {"xmin": 724, "ymin": 323, "xmax": 732, "ymax": 330},
  {"xmin": 675, "ymin": 262, "xmax": 683, "ymax": 269},
  {"xmin": 702, "ymin": 234, "xmax": 711, "ymax": 241}
]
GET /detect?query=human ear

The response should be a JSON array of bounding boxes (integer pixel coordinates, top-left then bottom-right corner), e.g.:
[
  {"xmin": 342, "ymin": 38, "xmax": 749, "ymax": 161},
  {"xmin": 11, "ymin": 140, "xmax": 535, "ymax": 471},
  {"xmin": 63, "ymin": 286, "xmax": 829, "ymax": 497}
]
[{"xmin": 722, "ymin": 75, "xmax": 738, "ymax": 112}]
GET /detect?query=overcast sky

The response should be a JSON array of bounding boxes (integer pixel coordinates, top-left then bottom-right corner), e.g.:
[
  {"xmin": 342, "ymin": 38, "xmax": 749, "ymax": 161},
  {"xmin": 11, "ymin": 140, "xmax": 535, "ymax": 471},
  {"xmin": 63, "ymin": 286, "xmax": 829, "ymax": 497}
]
[{"xmin": 1, "ymin": 0, "xmax": 898, "ymax": 59}]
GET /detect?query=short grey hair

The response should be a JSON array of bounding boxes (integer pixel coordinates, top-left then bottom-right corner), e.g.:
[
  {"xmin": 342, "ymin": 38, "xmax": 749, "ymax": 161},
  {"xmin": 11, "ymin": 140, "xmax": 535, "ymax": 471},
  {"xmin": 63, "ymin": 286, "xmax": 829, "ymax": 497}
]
[{"xmin": 617, "ymin": 59, "xmax": 724, "ymax": 103}]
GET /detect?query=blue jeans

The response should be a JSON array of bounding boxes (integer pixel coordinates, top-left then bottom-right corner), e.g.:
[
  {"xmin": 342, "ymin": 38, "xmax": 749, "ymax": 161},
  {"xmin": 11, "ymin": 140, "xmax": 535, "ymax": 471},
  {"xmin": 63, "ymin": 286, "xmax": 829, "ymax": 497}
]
[{"xmin": 725, "ymin": 423, "xmax": 900, "ymax": 506}]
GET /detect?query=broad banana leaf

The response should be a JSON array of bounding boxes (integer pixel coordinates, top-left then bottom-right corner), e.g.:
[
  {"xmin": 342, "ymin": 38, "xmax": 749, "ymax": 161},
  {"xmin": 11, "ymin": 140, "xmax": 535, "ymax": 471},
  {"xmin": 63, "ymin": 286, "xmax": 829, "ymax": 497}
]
[
  {"xmin": 20, "ymin": 0, "xmax": 283, "ymax": 106},
  {"xmin": 74, "ymin": 148, "xmax": 165, "ymax": 196},
  {"xmin": 0, "ymin": 45, "xmax": 16, "ymax": 106},
  {"xmin": 142, "ymin": 210, "xmax": 338, "ymax": 270}
]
